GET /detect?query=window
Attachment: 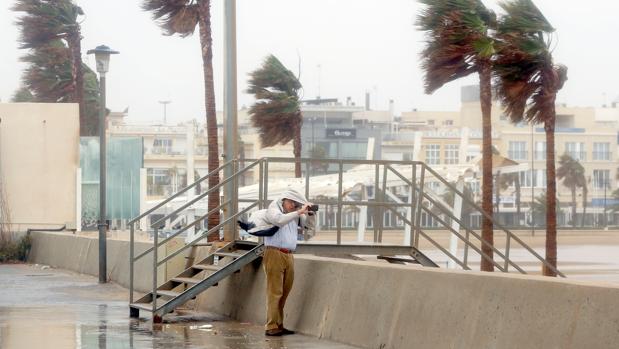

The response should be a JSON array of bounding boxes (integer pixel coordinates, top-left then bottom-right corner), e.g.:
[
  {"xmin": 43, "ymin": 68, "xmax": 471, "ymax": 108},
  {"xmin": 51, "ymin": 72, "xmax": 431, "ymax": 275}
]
[
  {"xmin": 425, "ymin": 144, "xmax": 440, "ymax": 165},
  {"xmin": 444, "ymin": 120, "xmax": 454, "ymax": 126},
  {"xmin": 519, "ymin": 170, "xmax": 545, "ymax": 188},
  {"xmin": 444, "ymin": 144, "xmax": 459, "ymax": 164},
  {"xmin": 593, "ymin": 143, "xmax": 611, "ymax": 161},
  {"xmin": 535, "ymin": 142, "xmax": 546, "ymax": 160},
  {"xmin": 508, "ymin": 141, "xmax": 527, "ymax": 160},
  {"xmin": 593, "ymin": 170, "xmax": 610, "ymax": 189},
  {"xmin": 565, "ymin": 142, "xmax": 586, "ymax": 161},
  {"xmin": 153, "ymin": 139, "xmax": 173, "ymax": 154},
  {"xmin": 147, "ymin": 168, "xmax": 172, "ymax": 196},
  {"xmin": 427, "ymin": 120, "xmax": 435, "ymax": 126}
]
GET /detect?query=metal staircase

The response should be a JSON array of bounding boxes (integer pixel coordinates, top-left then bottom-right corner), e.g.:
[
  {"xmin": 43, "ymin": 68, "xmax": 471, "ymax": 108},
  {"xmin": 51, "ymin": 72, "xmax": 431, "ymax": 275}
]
[
  {"xmin": 127, "ymin": 157, "xmax": 564, "ymax": 322},
  {"xmin": 130, "ymin": 240, "xmax": 264, "ymax": 321}
]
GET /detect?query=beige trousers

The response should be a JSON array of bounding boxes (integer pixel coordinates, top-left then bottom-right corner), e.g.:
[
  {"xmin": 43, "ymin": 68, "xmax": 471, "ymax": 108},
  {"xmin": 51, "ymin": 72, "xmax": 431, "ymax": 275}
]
[{"xmin": 263, "ymin": 248, "xmax": 294, "ymax": 330}]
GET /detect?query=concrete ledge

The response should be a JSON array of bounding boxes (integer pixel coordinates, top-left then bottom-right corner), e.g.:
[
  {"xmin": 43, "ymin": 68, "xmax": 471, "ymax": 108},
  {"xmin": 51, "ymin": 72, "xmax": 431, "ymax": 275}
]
[{"xmin": 29, "ymin": 232, "xmax": 619, "ymax": 349}]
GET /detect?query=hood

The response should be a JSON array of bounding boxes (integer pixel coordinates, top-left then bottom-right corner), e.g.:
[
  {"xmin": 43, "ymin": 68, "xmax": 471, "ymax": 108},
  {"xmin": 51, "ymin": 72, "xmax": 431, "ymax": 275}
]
[{"xmin": 269, "ymin": 189, "xmax": 309, "ymax": 212}]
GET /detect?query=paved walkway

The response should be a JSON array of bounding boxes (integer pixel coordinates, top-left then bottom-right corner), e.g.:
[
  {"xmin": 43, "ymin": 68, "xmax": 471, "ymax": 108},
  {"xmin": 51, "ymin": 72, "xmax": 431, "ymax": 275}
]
[{"xmin": 0, "ymin": 264, "xmax": 359, "ymax": 349}]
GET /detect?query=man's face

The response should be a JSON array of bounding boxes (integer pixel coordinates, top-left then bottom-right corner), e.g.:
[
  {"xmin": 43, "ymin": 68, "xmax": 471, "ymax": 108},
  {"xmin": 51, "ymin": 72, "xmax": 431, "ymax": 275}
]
[{"xmin": 282, "ymin": 199, "xmax": 300, "ymax": 213}]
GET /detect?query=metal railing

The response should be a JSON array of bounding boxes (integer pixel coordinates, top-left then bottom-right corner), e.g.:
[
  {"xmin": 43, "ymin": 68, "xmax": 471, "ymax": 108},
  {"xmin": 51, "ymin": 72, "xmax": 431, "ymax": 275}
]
[{"xmin": 128, "ymin": 156, "xmax": 565, "ymax": 305}]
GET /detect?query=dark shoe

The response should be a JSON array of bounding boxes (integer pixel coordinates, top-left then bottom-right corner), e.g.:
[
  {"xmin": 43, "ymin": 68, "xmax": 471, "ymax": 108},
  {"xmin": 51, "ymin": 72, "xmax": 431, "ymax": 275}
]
[
  {"xmin": 265, "ymin": 329, "xmax": 283, "ymax": 336},
  {"xmin": 280, "ymin": 327, "xmax": 295, "ymax": 335}
]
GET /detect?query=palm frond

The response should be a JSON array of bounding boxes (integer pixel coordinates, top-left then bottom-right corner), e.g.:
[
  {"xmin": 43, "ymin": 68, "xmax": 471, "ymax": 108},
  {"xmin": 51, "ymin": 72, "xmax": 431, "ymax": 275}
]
[
  {"xmin": 247, "ymin": 55, "xmax": 302, "ymax": 148},
  {"xmin": 142, "ymin": 0, "xmax": 199, "ymax": 37},
  {"xmin": 417, "ymin": 0, "xmax": 495, "ymax": 94}
]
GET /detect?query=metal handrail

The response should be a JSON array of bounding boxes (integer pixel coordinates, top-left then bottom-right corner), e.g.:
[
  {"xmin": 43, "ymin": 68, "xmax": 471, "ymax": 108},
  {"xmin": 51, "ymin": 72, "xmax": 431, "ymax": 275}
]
[
  {"xmin": 150, "ymin": 158, "xmax": 263, "ymax": 228},
  {"xmin": 421, "ymin": 163, "xmax": 564, "ymax": 277},
  {"xmin": 128, "ymin": 160, "xmax": 233, "ymax": 225}
]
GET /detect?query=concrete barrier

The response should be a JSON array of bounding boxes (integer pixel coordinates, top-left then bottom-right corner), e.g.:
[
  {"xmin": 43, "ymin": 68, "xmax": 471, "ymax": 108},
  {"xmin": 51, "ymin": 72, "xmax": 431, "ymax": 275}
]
[
  {"xmin": 29, "ymin": 232, "xmax": 619, "ymax": 349},
  {"xmin": 28, "ymin": 232, "xmax": 187, "ymax": 293}
]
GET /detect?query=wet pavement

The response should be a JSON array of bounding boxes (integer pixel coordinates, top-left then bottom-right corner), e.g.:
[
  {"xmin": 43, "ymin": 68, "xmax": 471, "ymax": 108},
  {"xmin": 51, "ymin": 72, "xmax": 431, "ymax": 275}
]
[{"xmin": 0, "ymin": 264, "xmax": 359, "ymax": 349}]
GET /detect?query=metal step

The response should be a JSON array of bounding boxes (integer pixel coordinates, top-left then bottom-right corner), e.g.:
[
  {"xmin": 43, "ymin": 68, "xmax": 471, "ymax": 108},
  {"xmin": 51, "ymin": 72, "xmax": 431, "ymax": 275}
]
[
  {"xmin": 171, "ymin": 277, "xmax": 201, "ymax": 285},
  {"xmin": 215, "ymin": 252, "xmax": 243, "ymax": 259},
  {"xmin": 192, "ymin": 264, "xmax": 221, "ymax": 272}
]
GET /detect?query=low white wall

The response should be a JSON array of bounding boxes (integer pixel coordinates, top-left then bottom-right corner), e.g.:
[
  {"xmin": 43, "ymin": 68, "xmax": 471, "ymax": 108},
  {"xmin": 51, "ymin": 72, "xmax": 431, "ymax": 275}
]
[{"xmin": 29, "ymin": 232, "xmax": 619, "ymax": 349}]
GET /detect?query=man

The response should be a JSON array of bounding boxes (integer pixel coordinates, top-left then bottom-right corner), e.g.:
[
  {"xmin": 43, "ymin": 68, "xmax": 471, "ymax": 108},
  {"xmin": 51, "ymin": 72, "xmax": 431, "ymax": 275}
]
[{"xmin": 263, "ymin": 189, "xmax": 315, "ymax": 336}]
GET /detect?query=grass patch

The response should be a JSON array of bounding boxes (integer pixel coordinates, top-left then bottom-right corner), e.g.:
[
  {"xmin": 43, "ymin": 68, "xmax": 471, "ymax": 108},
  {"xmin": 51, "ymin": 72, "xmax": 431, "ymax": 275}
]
[{"xmin": 0, "ymin": 233, "xmax": 32, "ymax": 263}]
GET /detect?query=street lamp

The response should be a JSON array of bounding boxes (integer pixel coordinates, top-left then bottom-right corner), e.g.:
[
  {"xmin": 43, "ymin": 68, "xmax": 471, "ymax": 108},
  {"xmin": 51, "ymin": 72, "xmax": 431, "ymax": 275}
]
[
  {"xmin": 158, "ymin": 100, "xmax": 171, "ymax": 124},
  {"xmin": 87, "ymin": 45, "xmax": 119, "ymax": 284}
]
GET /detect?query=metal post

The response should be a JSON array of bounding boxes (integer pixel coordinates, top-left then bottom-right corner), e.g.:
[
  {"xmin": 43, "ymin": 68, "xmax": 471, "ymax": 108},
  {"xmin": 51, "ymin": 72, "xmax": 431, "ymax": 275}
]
[
  {"xmin": 152, "ymin": 227, "xmax": 158, "ymax": 314},
  {"xmin": 337, "ymin": 162, "xmax": 343, "ymax": 245},
  {"xmin": 410, "ymin": 163, "xmax": 417, "ymax": 246},
  {"xmin": 373, "ymin": 164, "xmax": 380, "ymax": 242},
  {"xmin": 380, "ymin": 164, "xmax": 388, "ymax": 242},
  {"xmin": 258, "ymin": 160, "xmax": 264, "ymax": 209},
  {"xmin": 414, "ymin": 165, "xmax": 426, "ymax": 248},
  {"xmin": 223, "ymin": 0, "xmax": 238, "ymax": 242},
  {"xmin": 129, "ymin": 223, "xmax": 134, "ymax": 304},
  {"xmin": 98, "ymin": 74, "xmax": 107, "ymax": 284}
]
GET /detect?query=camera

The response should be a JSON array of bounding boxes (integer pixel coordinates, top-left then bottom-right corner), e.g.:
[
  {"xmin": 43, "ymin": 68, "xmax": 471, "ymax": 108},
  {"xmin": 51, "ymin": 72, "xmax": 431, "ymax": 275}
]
[{"xmin": 308, "ymin": 204, "xmax": 319, "ymax": 212}]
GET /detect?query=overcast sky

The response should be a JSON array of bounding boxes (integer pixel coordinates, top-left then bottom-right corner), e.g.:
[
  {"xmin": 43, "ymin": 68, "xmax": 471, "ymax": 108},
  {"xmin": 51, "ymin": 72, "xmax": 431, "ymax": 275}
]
[{"xmin": 1, "ymin": 0, "xmax": 618, "ymax": 124}]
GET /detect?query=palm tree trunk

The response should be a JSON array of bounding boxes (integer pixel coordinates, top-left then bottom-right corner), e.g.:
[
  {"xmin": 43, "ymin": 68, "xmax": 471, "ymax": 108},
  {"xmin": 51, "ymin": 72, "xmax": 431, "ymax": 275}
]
[
  {"xmin": 198, "ymin": 0, "xmax": 220, "ymax": 241},
  {"xmin": 544, "ymin": 112, "xmax": 558, "ymax": 276},
  {"xmin": 581, "ymin": 187, "xmax": 588, "ymax": 227},
  {"xmin": 68, "ymin": 29, "xmax": 85, "ymax": 136},
  {"xmin": 479, "ymin": 62, "xmax": 494, "ymax": 272},
  {"xmin": 571, "ymin": 187, "xmax": 576, "ymax": 228},
  {"xmin": 293, "ymin": 115, "xmax": 302, "ymax": 178},
  {"xmin": 515, "ymin": 177, "xmax": 521, "ymax": 227}
]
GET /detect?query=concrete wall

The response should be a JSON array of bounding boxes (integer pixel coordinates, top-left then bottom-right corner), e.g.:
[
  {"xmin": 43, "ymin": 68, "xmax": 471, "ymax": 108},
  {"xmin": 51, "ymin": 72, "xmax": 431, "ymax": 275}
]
[
  {"xmin": 28, "ymin": 232, "xmax": 619, "ymax": 349},
  {"xmin": 0, "ymin": 103, "xmax": 79, "ymax": 231},
  {"xmin": 28, "ymin": 232, "xmax": 187, "ymax": 293}
]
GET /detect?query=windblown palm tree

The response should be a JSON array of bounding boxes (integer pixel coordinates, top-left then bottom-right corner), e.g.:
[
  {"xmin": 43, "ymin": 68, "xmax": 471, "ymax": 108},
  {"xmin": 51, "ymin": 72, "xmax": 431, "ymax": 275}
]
[
  {"xmin": 494, "ymin": 0, "xmax": 568, "ymax": 276},
  {"xmin": 247, "ymin": 54, "xmax": 303, "ymax": 178},
  {"xmin": 556, "ymin": 154, "xmax": 585, "ymax": 228},
  {"xmin": 143, "ymin": 0, "xmax": 220, "ymax": 238},
  {"xmin": 418, "ymin": 0, "xmax": 497, "ymax": 271},
  {"xmin": 13, "ymin": 0, "xmax": 87, "ymax": 134}
]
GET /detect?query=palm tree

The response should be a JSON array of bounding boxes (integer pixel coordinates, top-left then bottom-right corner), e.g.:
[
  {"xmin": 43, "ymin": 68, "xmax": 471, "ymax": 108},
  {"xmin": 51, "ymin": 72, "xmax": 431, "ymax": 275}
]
[
  {"xmin": 581, "ymin": 184, "xmax": 588, "ymax": 227},
  {"xmin": 13, "ymin": 0, "xmax": 86, "ymax": 134},
  {"xmin": 556, "ymin": 154, "xmax": 585, "ymax": 228},
  {"xmin": 418, "ymin": 0, "xmax": 497, "ymax": 271},
  {"xmin": 143, "ymin": 0, "xmax": 220, "ymax": 239},
  {"xmin": 531, "ymin": 191, "xmax": 561, "ymax": 225},
  {"xmin": 494, "ymin": 0, "xmax": 568, "ymax": 276},
  {"xmin": 496, "ymin": 172, "xmax": 521, "ymax": 225},
  {"xmin": 247, "ymin": 54, "xmax": 303, "ymax": 178}
]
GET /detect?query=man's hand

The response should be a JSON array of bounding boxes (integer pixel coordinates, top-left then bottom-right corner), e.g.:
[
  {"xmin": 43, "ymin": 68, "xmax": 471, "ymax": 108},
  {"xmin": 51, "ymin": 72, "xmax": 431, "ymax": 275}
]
[{"xmin": 297, "ymin": 203, "xmax": 311, "ymax": 215}]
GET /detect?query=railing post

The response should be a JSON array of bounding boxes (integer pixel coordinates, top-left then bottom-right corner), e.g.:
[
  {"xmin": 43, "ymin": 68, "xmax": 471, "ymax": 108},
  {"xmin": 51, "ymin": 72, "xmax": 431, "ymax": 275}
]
[
  {"xmin": 336, "ymin": 161, "xmax": 343, "ymax": 245},
  {"xmin": 380, "ymin": 164, "xmax": 388, "ymax": 242},
  {"xmin": 414, "ymin": 165, "xmax": 426, "ymax": 248},
  {"xmin": 258, "ymin": 160, "xmax": 264, "ymax": 209},
  {"xmin": 305, "ymin": 160, "xmax": 311, "ymax": 242},
  {"xmin": 373, "ymin": 164, "xmax": 380, "ymax": 243},
  {"xmin": 410, "ymin": 163, "xmax": 417, "ymax": 246},
  {"xmin": 263, "ymin": 160, "xmax": 269, "ymax": 206},
  {"xmin": 504, "ymin": 234, "xmax": 511, "ymax": 272},
  {"xmin": 463, "ymin": 229, "xmax": 470, "ymax": 267},
  {"xmin": 152, "ymin": 227, "xmax": 158, "ymax": 314},
  {"xmin": 129, "ymin": 222, "xmax": 134, "ymax": 304}
]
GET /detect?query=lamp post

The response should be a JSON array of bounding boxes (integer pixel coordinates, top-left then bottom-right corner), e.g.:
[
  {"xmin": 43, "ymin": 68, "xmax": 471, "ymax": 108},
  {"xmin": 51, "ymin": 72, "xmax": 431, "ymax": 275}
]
[
  {"xmin": 87, "ymin": 45, "xmax": 119, "ymax": 284},
  {"xmin": 158, "ymin": 100, "xmax": 171, "ymax": 124}
]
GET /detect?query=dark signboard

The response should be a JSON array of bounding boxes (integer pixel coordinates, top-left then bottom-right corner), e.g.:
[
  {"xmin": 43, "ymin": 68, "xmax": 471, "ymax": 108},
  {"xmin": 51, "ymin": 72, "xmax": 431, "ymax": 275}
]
[{"xmin": 326, "ymin": 128, "xmax": 356, "ymax": 139}]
